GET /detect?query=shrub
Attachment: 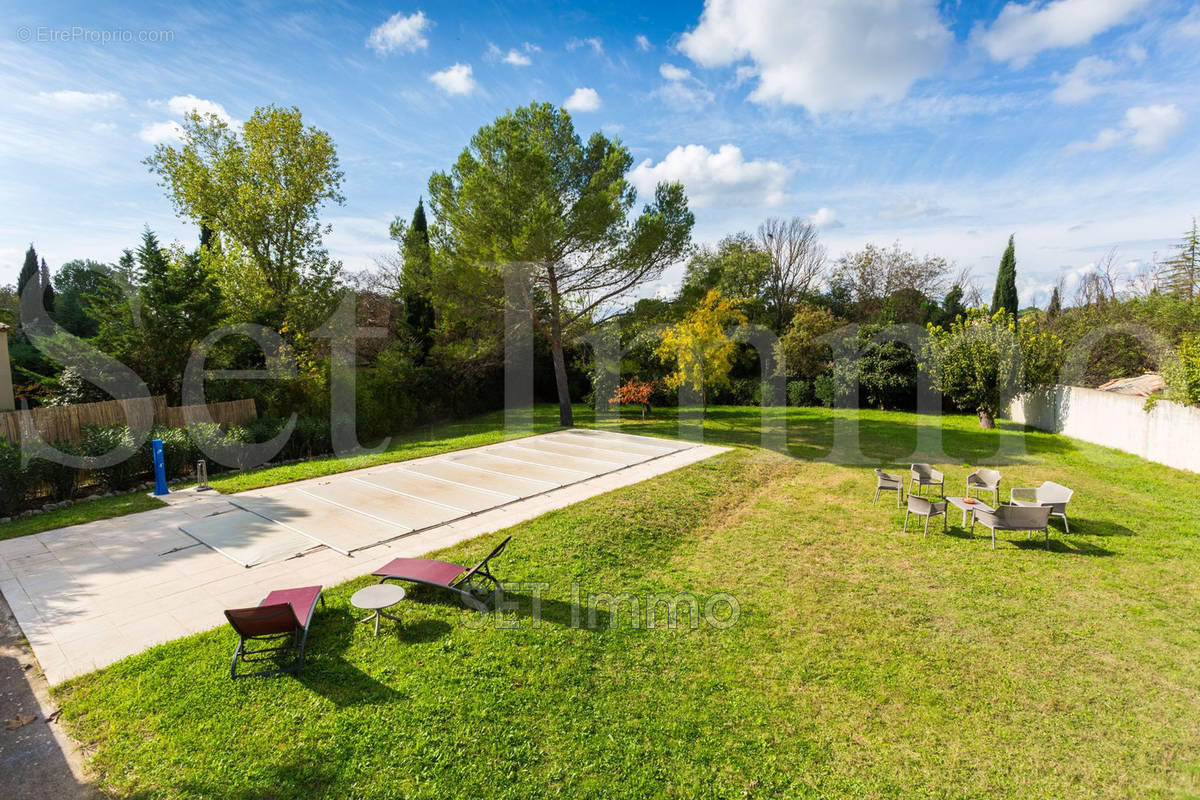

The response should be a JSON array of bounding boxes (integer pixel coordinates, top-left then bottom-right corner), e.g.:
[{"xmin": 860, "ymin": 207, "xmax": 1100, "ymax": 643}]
[
  {"xmin": 1165, "ymin": 334, "xmax": 1200, "ymax": 407},
  {"xmin": 30, "ymin": 442, "xmax": 80, "ymax": 502},
  {"xmin": 80, "ymin": 424, "xmax": 146, "ymax": 492},
  {"xmin": 611, "ymin": 379, "xmax": 656, "ymax": 419},
  {"xmin": 0, "ymin": 440, "xmax": 31, "ymax": 516},
  {"xmin": 814, "ymin": 374, "xmax": 836, "ymax": 408},
  {"xmin": 787, "ymin": 379, "xmax": 814, "ymax": 407},
  {"xmin": 149, "ymin": 426, "xmax": 196, "ymax": 481}
]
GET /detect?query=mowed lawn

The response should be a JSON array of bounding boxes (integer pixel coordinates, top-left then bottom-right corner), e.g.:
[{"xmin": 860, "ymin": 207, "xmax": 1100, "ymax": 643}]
[{"xmin": 53, "ymin": 407, "xmax": 1200, "ymax": 798}]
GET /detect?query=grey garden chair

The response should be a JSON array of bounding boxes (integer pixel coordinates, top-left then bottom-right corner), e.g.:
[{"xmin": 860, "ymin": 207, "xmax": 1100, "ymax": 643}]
[
  {"xmin": 1010, "ymin": 481, "xmax": 1074, "ymax": 533},
  {"xmin": 909, "ymin": 464, "xmax": 945, "ymax": 497},
  {"xmin": 970, "ymin": 504, "xmax": 1053, "ymax": 549},
  {"xmin": 966, "ymin": 468, "xmax": 1002, "ymax": 505},
  {"xmin": 873, "ymin": 469, "xmax": 903, "ymax": 506},
  {"xmin": 904, "ymin": 495, "xmax": 947, "ymax": 537}
]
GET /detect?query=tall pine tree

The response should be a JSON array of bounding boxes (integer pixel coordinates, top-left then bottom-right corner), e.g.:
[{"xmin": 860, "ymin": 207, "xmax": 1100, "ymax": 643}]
[
  {"xmin": 17, "ymin": 245, "xmax": 39, "ymax": 298},
  {"xmin": 992, "ymin": 234, "xmax": 1019, "ymax": 322},
  {"xmin": 1161, "ymin": 218, "xmax": 1199, "ymax": 300},
  {"xmin": 399, "ymin": 198, "xmax": 436, "ymax": 360},
  {"xmin": 39, "ymin": 258, "xmax": 55, "ymax": 312},
  {"xmin": 1047, "ymin": 285, "xmax": 1062, "ymax": 319}
]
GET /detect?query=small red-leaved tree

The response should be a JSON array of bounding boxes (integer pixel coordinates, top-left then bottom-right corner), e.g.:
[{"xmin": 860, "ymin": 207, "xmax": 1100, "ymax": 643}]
[{"xmin": 611, "ymin": 379, "xmax": 656, "ymax": 420}]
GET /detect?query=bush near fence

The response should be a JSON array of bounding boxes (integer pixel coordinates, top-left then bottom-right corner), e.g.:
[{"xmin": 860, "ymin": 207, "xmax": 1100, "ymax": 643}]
[{"xmin": 0, "ymin": 396, "xmax": 256, "ymax": 444}]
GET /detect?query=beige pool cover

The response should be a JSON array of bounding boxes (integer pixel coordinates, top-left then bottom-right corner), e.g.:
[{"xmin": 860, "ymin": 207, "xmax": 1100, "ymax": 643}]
[{"xmin": 181, "ymin": 430, "xmax": 691, "ymax": 567}]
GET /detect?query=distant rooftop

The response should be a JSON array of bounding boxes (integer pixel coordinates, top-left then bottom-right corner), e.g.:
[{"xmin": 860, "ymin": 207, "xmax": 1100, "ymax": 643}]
[{"xmin": 1097, "ymin": 374, "xmax": 1164, "ymax": 397}]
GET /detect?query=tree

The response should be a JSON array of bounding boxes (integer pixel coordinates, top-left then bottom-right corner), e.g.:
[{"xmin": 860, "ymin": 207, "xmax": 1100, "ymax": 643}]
[
  {"xmin": 17, "ymin": 245, "xmax": 39, "ymax": 298},
  {"xmin": 394, "ymin": 199, "xmax": 436, "ymax": 359},
  {"xmin": 923, "ymin": 308, "xmax": 1062, "ymax": 428},
  {"xmin": 91, "ymin": 229, "xmax": 223, "ymax": 400},
  {"xmin": 831, "ymin": 242, "xmax": 948, "ymax": 321},
  {"xmin": 611, "ymin": 378, "xmax": 655, "ymax": 419},
  {"xmin": 145, "ymin": 104, "xmax": 345, "ymax": 330},
  {"xmin": 757, "ymin": 217, "xmax": 826, "ymax": 332},
  {"xmin": 1047, "ymin": 285, "xmax": 1063, "ymax": 319},
  {"xmin": 775, "ymin": 303, "xmax": 842, "ymax": 380},
  {"xmin": 53, "ymin": 260, "xmax": 117, "ymax": 338},
  {"xmin": 38, "ymin": 258, "xmax": 55, "ymax": 313},
  {"xmin": 679, "ymin": 233, "xmax": 771, "ymax": 319},
  {"xmin": 428, "ymin": 102, "xmax": 694, "ymax": 426},
  {"xmin": 655, "ymin": 289, "xmax": 746, "ymax": 413},
  {"xmin": 939, "ymin": 284, "xmax": 966, "ymax": 326},
  {"xmin": 992, "ymin": 235, "xmax": 1018, "ymax": 319},
  {"xmin": 1160, "ymin": 218, "xmax": 1200, "ymax": 300}
]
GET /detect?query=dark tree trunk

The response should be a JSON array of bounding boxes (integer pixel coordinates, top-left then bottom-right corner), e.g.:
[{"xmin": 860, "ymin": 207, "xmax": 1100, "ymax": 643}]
[{"xmin": 548, "ymin": 326, "xmax": 573, "ymax": 427}]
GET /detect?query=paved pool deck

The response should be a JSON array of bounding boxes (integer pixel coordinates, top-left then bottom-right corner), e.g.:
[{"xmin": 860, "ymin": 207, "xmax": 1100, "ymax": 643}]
[{"xmin": 0, "ymin": 433, "xmax": 726, "ymax": 685}]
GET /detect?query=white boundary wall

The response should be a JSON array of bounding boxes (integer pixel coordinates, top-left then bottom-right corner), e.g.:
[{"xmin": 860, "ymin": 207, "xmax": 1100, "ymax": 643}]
[{"xmin": 1009, "ymin": 385, "xmax": 1200, "ymax": 474}]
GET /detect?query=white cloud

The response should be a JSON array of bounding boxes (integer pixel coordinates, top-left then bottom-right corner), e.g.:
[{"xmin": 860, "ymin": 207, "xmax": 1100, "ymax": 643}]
[
  {"xmin": 655, "ymin": 63, "xmax": 714, "ymax": 110},
  {"xmin": 563, "ymin": 87, "xmax": 601, "ymax": 112},
  {"xmin": 636, "ymin": 34, "xmax": 652, "ymax": 52},
  {"xmin": 139, "ymin": 95, "xmax": 238, "ymax": 144},
  {"xmin": 1068, "ymin": 104, "xmax": 1185, "ymax": 153},
  {"xmin": 567, "ymin": 37, "xmax": 604, "ymax": 54},
  {"xmin": 1125, "ymin": 43, "xmax": 1147, "ymax": 64},
  {"xmin": 36, "ymin": 90, "xmax": 122, "ymax": 110},
  {"xmin": 163, "ymin": 94, "xmax": 235, "ymax": 124},
  {"xmin": 678, "ymin": 0, "xmax": 951, "ymax": 113},
  {"xmin": 1052, "ymin": 56, "xmax": 1118, "ymax": 104},
  {"xmin": 659, "ymin": 63, "xmax": 692, "ymax": 82},
  {"xmin": 628, "ymin": 144, "xmax": 791, "ymax": 208},
  {"xmin": 429, "ymin": 63, "xmax": 477, "ymax": 95},
  {"xmin": 1125, "ymin": 104, "xmax": 1185, "ymax": 150},
  {"xmin": 138, "ymin": 120, "xmax": 183, "ymax": 144},
  {"xmin": 877, "ymin": 197, "xmax": 947, "ymax": 221},
  {"xmin": 974, "ymin": 0, "xmax": 1147, "ymax": 67},
  {"xmin": 807, "ymin": 207, "xmax": 842, "ymax": 229},
  {"xmin": 367, "ymin": 11, "xmax": 431, "ymax": 55},
  {"xmin": 1176, "ymin": 6, "xmax": 1200, "ymax": 38},
  {"xmin": 488, "ymin": 42, "xmax": 537, "ymax": 66}
]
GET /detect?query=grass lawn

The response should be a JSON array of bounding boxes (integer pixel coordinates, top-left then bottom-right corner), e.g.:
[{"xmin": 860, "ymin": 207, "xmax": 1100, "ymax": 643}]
[
  {"xmin": 0, "ymin": 492, "xmax": 165, "ymax": 542},
  {"xmin": 52, "ymin": 407, "xmax": 1200, "ymax": 798}
]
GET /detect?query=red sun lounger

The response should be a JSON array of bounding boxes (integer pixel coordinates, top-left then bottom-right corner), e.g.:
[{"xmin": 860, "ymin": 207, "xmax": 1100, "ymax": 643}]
[
  {"xmin": 373, "ymin": 536, "xmax": 511, "ymax": 611},
  {"xmin": 224, "ymin": 585, "xmax": 325, "ymax": 679}
]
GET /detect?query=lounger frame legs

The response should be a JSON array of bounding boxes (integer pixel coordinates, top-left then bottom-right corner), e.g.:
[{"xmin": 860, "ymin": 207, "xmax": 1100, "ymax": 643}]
[{"xmin": 230, "ymin": 595, "xmax": 324, "ymax": 679}]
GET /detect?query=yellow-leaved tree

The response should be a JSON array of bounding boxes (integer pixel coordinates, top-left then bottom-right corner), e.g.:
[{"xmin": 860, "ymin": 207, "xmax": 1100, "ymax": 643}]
[{"xmin": 655, "ymin": 289, "xmax": 746, "ymax": 415}]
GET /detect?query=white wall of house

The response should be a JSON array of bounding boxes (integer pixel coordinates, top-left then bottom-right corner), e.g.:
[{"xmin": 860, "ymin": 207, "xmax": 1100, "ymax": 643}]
[{"xmin": 1009, "ymin": 385, "xmax": 1200, "ymax": 475}]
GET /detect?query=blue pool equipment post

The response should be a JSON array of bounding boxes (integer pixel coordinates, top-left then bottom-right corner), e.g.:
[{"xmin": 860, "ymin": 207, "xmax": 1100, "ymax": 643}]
[{"xmin": 152, "ymin": 438, "xmax": 169, "ymax": 495}]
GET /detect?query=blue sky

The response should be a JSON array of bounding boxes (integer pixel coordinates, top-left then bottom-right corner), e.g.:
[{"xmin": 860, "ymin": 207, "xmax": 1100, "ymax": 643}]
[{"xmin": 2, "ymin": 0, "xmax": 1198, "ymax": 307}]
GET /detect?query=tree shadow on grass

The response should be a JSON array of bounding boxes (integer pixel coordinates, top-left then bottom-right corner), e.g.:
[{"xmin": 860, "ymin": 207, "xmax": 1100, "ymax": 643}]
[
  {"xmin": 135, "ymin": 750, "xmax": 344, "ymax": 800},
  {"xmin": 399, "ymin": 585, "xmax": 612, "ymax": 633}
]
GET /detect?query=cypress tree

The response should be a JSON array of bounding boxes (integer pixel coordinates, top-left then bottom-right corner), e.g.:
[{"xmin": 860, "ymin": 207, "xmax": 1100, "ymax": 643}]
[
  {"xmin": 1047, "ymin": 285, "xmax": 1062, "ymax": 319},
  {"xmin": 39, "ymin": 258, "xmax": 55, "ymax": 312},
  {"xmin": 17, "ymin": 245, "xmax": 39, "ymax": 298},
  {"xmin": 991, "ymin": 235, "xmax": 1019, "ymax": 321},
  {"xmin": 401, "ymin": 199, "xmax": 436, "ymax": 360}
]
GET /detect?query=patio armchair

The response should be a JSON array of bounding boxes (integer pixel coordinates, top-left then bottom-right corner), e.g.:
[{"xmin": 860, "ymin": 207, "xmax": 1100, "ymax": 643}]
[
  {"xmin": 224, "ymin": 585, "xmax": 324, "ymax": 679},
  {"xmin": 909, "ymin": 463, "xmax": 945, "ymax": 497},
  {"xmin": 970, "ymin": 504, "xmax": 1053, "ymax": 550},
  {"xmin": 904, "ymin": 495, "xmax": 947, "ymax": 537},
  {"xmin": 374, "ymin": 536, "xmax": 511, "ymax": 611},
  {"xmin": 873, "ymin": 469, "xmax": 903, "ymax": 506},
  {"xmin": 1010, "ymin": 481, "xmax": 1074, "ymax": 533},
  {"xmin": 966, "ymin": 468, "xmax": 1002, "ymax": 505}
]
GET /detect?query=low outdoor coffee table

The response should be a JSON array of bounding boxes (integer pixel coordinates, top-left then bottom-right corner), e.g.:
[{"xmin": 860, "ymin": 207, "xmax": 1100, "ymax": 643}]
[
  {"xmin": 350, "ymin": 584, "xmax": 406, "ymax": 636},
  {"xmin": 947, "ymin": 496, "xmax": 994, "ymax": 530}
]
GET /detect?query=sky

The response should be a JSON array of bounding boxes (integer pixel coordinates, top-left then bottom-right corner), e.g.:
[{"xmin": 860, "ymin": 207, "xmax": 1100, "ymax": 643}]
[{"xmin": 2, "ymin": 0, "xmax": 1199, "ymax": 308}]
